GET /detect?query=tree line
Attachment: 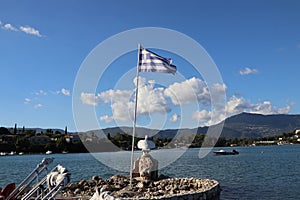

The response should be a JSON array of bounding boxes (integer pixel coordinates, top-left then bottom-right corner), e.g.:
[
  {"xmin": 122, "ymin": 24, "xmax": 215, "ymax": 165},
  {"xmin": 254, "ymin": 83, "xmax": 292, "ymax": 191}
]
[{"xmin": 1, "ymin": 125, "xmax": 299, "ymax": 154}]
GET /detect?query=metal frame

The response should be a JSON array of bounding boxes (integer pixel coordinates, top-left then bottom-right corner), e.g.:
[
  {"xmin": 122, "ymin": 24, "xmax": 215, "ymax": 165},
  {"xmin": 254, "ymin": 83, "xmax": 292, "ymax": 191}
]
[{"xmin": 6, "ymin": 158, "xmax": 70, "ymax": 200}]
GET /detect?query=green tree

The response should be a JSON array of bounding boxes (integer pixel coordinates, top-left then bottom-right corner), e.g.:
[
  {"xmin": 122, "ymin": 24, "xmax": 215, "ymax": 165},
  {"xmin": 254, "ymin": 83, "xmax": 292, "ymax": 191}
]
[
  {"xmin": 56, "ymin": 137, "xmax": 68, "ymax": 152},
  {"xmin": 14, "ymin": 123, "xmax": 17, "ymax": 134},
  {"xmin": 0, "ymin": 127, "xmax": 10, "ymax": 135},
  {"xmin": 215, "ymin": 137, "xmax": 227, "ymax": 147}
]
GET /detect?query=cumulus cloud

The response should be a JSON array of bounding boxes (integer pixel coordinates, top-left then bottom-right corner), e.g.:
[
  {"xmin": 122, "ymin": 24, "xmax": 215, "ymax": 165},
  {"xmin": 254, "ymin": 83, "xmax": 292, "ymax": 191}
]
[
  {"xmin": 3, "ymin": 23, "xmax": 18, "ymax": 31},
  {"xmin": 24, "ymin": 98, "xmax": 31, "ymax": 104},
  {"xmin": 192, "ymin": 110, "xmax": 211, "ymax": 122},
  {"xmin": 80, "ymin": 92, "xmax": 100, "ymax": 106},
  {"xmin": 111, "ymin": 101, "xmax": 134, "ymax": 121},
  {"xmin": 192, "ymin": 96, "xmax": 291, "ymax": 126},
  {"xmin": 80, "ymin": 77, "xmax": 291, "ymax": 125},
  {"xmin": 98, "ymin": 79, "xmax": 171, "ymax": 122},
  {"xmin": 35, "ymin": 90, "xmax": 47, "ymax": 96},
  {"xmin": 239, "ymin": 67, "xmax": 259, "ymax": 75},
  {"xmin": 61, "ymin": 88, "xmax": 71, "ymax": 96},
  {"xmin": 34, "ymin": 103, "xmax": 43, "ymax": 108},
  {"xmin": 99, "ymin": 89, "xmax": 132, "ymax": 104},
  {"xmin": 225, "ymin": 96, "xmax": 290, "ymax": 115},
  {"xmin": 99, "ymin": 115, "xmax": 114, "ymax": 123},
  {"xmin": 98, "ymin": 89, "xmax": 134, "ymax": 121},
  {"xmin": 169, "ymin": 113, "xmax": 180, "ymax": 122},
  {"xmin": 20, "ymin": 26, "xmax": 42, "ymax": 37},
  {"xmin": 165, "ymin": 77, "xmax": 209, "ymax": 106},
  {"xmin": 165, "ymin": 77, "xmax": 226, "ymax": 108},
  {"xmin": 137, "ymin": 80, "xmax": 171, "ymax": 115}
]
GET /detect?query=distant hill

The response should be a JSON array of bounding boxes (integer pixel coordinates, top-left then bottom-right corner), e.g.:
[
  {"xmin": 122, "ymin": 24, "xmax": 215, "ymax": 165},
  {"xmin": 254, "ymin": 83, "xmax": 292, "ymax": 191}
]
[
  {"xmin": 6, "ymin": 113, "xmax": 299, "ymax": 140},
  {"xmin": 86, "ymin": 113, "xmax": 300, "ymax": 139},
  {"xmin": 220, "ymin": 112, "xmax": 300, "ymax": 138}
]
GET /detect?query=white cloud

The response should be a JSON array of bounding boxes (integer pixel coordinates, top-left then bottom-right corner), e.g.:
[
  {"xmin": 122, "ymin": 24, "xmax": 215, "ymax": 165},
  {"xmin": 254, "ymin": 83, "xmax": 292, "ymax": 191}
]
[
  {"xmin": 137, "ymin": 80, "xmax": 171, "ymax": 115},
  {"xmin": 210, "ymin": 83, "xmax": 227, "ymax": 104},
  {"xmin": 35, "ymin": 90, "xmax": 47, "ymax": 96},
  {"xmin": 0, "ymin": 20, "xmax": 2, "ymax": 25},
  {"xmin": 165, "ymin": 77, "xmax": 209, "ymax": 106},
  {"xmin": 192, "ymin": 110, "xmax": 211, "ymax": 122},
  {"xmin": 99, "ymin": 89, "xmax": 132, "ymax": 103},
  {"xmin": 3, "ymin": 23, "xmax": 18, "ymax": 31},
  {"xmin": 24, "ymin": 98, "xmax": 31, "ymax": 104},
  {"xmin": 169, "ymin": 113, "xmax": 180, "ymax": 122},
  {"xmin": 34, "ymin": 103, "xmax": 43, "ymax": 108},
  {"xmin": 110, "ymin": 101, "xmax": 134, "ymax": 121},
  {"xmin": 98, "ymin": 89, "xmax": 133, "ymax": 122},
  {"xmin": 61, "ymin": 88, "xmax": 70, "ymax": 96},
  {"xmin": 225, "ymin": 96, "xmax": 250, "ymax": 115},
  {"xmin": 1, "ymin": 21, "xmax": 43, "ymax": 37},
  {"xmin": 165, "ymin": 77, "xmax": 226, "ymax": 108},
  {"xmin": 239, "ymin": 67, "xmax": 259, "ymax": 75},
  {"xmin": 225, "ymin": 96, "xmax": 290, "ymax": 115},
  {"xmin": 80, "ymin": 77, "xmax": 291, "ymax": 125},
  {"xmin": 99, "ymin": 115, "xmax": 114, "ymax": 123},
  {"xmin": 20, "ymin": 26, "xmax": 42, "ymax": 37},
  {"xmin": 80, "ymin": 92, "xmax": 100, "ymax": 106},
  {"xmin": 97, "ymin": 79, "xmax": 171, "ymax": 122},
  {"xmin": 192, "ymin": 96, "xmax": 291, "ymax": 126}
]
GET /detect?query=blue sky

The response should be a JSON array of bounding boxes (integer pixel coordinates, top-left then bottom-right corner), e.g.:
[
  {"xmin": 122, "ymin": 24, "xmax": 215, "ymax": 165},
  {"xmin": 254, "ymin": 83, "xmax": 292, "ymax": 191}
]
[{"xmin": 0, "ymin": 0, "xmax": 300, "ymax": 132}]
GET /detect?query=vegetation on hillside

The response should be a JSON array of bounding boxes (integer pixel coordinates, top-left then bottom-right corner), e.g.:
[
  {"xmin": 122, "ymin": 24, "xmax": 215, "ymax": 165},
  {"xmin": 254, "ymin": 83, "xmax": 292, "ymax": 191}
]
[{"xmin": 0, "ymin": 125, "xmax": 299, "ymax": 154}]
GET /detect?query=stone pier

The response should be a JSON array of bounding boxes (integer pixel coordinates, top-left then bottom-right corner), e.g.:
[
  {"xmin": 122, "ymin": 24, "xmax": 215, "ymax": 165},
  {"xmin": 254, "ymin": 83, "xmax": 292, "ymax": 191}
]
[{"xmin": 60, "ymin": 175, "xmax": 221, "ymax": 200}]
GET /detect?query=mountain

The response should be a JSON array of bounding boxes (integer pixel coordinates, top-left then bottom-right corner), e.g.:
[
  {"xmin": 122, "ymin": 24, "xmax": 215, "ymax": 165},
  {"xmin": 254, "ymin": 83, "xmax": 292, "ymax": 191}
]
[
  {"xmin": 220, "ymin": 112, "xmax": 300, "ymax": 139},
  {"xmin": 87, "ymin": 113, "xmax": 300, "ymax": 139}
]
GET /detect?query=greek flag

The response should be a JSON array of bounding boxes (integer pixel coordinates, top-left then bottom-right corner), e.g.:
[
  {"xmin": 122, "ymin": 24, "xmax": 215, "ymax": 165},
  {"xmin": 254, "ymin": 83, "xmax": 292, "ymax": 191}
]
[{"xmin": 138, "ymin": 46, "xmax": 177, "ymax": 74}]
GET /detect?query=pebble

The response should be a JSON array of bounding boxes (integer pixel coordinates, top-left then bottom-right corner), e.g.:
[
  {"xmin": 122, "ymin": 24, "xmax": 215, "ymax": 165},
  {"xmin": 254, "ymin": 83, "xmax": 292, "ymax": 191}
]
[{"xmin": 59, "ymin": 174, "xmax": 220, "ymax": 199}]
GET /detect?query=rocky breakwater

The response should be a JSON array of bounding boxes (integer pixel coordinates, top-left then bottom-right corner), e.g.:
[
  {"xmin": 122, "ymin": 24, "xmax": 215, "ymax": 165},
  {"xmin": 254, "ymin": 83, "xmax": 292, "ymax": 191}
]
[{"xmin": 59, "ymin": 175, "xmax": 221, "ymax": 200}]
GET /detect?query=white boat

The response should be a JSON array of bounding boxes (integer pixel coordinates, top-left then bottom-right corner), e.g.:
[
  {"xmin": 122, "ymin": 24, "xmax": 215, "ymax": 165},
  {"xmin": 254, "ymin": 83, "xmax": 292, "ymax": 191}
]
[
  {"xmin": 45, "ymin": 150, "xmax": 52, "ymax": 154},
  {"xmin": 213, "ymin": 149, "xmax": 239, "ymax": 155}
]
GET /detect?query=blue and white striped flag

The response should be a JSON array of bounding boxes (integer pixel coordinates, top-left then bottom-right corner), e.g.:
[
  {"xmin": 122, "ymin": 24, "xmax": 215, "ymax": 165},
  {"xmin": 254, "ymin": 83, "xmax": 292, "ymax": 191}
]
[{"xmin": 138, "ymin": 46, "xmax": 177, "ymax": 74}]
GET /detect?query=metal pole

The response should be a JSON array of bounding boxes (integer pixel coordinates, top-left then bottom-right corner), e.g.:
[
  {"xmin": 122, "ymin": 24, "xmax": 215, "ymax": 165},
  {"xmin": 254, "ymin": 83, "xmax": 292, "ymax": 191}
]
[
  {"xmin": 6, "ymin": 158, "xmax": 54, "ymax": 200},
  {"xmin": 129, "ymin": 43, "xmax": 141, "ymax": 186}
]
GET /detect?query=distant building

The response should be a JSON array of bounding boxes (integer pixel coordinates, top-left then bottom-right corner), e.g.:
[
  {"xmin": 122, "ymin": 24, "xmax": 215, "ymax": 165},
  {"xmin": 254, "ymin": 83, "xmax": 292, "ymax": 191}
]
[
  {"xmin": 254, "ymin": 140, "xmax": 277, "ymax": 145},
  {"xmin": 65, "ymin": 134, "xmax": 80, "ymax": 143},
  {"xmin": 295, "ymin": 129, "xmax": 300, "ymax": 134}
]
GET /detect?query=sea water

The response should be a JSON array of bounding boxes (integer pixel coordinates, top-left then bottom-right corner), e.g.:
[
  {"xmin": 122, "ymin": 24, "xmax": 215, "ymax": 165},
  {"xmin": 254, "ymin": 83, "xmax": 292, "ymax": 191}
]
[{"xmin": 0, "ymin": 145, "xmax": 299, "ymax": 199}]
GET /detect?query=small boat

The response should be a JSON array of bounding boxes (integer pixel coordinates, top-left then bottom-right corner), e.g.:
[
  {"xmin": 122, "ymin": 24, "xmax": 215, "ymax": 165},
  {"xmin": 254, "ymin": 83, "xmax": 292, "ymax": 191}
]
[
  {"xmin": 213, "ymin": 149, "xmax": 239, "ymax": 155},
  {"xmin": 45, "ymin": 150, "xmax": 52, "ymax": 155}
]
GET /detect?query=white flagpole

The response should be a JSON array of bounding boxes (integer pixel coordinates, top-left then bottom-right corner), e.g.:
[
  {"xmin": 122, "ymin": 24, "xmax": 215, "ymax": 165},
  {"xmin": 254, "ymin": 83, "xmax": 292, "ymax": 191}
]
[{"xmin": 129, "ymin": 43, "xmax": 141, "ymax": 186}]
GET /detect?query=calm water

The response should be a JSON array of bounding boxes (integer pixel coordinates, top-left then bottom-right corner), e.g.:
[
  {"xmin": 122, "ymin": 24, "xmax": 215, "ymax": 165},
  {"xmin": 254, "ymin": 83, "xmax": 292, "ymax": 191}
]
[{"xmin": 0, "ymin": 145, "xmax": 299, "ymax": 199}]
